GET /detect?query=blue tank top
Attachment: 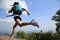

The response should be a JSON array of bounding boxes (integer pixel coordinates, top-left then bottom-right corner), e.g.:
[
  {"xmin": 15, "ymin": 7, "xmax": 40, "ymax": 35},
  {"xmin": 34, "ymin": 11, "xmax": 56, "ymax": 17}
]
[
  {"xmin": 17, "ymin": 5, "xmax": 22, "ymax": 11},
  {"xmin": 13, "ymin": 5, "xmax": 22, "ymax": 15}
]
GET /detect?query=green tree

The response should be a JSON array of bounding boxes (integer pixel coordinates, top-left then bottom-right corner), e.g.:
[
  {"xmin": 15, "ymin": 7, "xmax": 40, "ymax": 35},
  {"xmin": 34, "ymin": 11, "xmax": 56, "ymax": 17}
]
[
  {"xmin": 52, "ymin": 9, "xmax": 60, "ymax": 33},
  {"xmin": 24, "ymin": 34, "xmax": 31, "ymax": 40},
  {"xmin": 16, "ymin": 30, "xmax": 25, "ymax": 38},
  {"xmin": 30, "ymin": 32, "xmax": 35, "ymax": 40}
]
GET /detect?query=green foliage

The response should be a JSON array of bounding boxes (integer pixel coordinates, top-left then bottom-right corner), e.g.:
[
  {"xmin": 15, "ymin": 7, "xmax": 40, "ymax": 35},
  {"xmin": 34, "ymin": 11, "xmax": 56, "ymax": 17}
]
[
  {"xmin": 52, "ymin": 9, "xmax": 60, "ymax": 33},
  {"xmin": 51, "ymin": 33, "xmax": 60, "ymax": 40},
  {"xmin": 52, "ymin": 9, "xmax": 60, "ymax": 22},
  {"xmin": 16, "ymin": 30, "xmax": 60, "ymax": 40},
  {"xmin": 16, "ymin": 30, "xmax": 25, "ymax": 38},
  {"xmin": 24, "ymin": 34, "xmax": 31, "ymax": 40}
]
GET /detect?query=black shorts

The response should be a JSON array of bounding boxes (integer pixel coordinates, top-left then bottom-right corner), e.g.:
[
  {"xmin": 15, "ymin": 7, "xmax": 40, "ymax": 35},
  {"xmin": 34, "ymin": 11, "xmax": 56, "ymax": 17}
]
[{"xmin": 14, "ymin": 16, "xmax": 21, "ymax": 21}]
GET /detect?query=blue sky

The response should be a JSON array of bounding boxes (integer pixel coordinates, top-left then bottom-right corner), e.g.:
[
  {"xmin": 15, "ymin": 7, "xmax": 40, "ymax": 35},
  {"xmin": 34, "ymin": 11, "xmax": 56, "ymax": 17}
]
[{"xmin": 0, "ymin": 0, "xmax": 60, "ymax": 33}]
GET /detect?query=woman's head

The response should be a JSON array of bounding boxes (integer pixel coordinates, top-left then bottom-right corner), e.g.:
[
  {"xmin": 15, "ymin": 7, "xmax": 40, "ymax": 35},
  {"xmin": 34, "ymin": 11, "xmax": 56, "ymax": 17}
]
[{"xmin": 13, "ymin": 2, "xmax": 19, "ymax": 5}]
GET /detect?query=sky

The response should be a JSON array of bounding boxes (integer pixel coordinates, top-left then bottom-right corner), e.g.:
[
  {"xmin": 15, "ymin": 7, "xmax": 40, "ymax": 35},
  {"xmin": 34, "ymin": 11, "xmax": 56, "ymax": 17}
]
[{"xmin": 0, "ymin": 0, "xmax": 60, "ymax": 34}]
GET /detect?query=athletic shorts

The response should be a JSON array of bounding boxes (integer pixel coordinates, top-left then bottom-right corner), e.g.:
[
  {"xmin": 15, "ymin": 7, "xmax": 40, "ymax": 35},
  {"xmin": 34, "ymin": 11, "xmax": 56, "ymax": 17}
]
[{"xmin": 14, "ymin": 16, "xmax": 21, "ymax": 21}]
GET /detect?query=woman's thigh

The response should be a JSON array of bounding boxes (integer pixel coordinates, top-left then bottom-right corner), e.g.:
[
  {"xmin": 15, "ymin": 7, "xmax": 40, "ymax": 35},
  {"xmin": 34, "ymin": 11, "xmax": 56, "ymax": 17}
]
[
  {"xmin": 14, "ymin": 16, "xmax": 22, "ymax": 24},
  {"xmin": 15, "ymin": 19, "xmax": 22, "ymax": 24}
]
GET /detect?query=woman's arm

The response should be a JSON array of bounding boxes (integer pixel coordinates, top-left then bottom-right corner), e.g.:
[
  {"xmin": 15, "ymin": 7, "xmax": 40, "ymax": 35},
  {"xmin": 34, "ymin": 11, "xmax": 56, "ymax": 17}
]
[
  {"xmin": 22, "ymin": 8, "xmax": 30, "ymax": 15},
  {"xmin": 8, "ymin": 7, "xmax": 13, "ymax": 13}
]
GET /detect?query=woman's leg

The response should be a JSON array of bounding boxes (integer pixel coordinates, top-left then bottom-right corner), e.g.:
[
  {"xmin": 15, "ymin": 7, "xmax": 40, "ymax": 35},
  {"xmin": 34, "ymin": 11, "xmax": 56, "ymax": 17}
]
[
  {"xmin": 15, "ymin": 19, "xmax": 31, "ymax": 27},
  {"xmin": 11, "ymin": 23, "xmax": 17, "ymax": 37}
]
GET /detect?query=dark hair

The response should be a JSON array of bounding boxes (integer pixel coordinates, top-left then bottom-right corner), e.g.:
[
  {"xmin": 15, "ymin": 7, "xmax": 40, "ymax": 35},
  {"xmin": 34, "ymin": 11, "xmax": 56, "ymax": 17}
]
[{"xmin": 13, "ymin": 2, "xmax": 19, "ymax": 5}]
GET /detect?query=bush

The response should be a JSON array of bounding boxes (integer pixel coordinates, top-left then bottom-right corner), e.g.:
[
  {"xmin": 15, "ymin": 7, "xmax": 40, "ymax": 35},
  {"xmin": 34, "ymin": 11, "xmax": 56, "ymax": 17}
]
[
  {"xmin": 16, "ymin": 30, "xmax": 60, "ymax": 40},
  {"xmin": 51, "ymin": 33, "xmax": 60, "ymax": 40},
  {"xmin": 16, "ymin": 30, "xmax": 25, "ymax": 38}
]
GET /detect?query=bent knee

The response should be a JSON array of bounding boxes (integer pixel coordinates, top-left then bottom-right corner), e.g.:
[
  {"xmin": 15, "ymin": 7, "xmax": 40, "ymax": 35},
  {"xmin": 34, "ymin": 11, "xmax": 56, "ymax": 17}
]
[{"xmin": 16, "ymin": 22, "xmax": 22, "ymax": 25}]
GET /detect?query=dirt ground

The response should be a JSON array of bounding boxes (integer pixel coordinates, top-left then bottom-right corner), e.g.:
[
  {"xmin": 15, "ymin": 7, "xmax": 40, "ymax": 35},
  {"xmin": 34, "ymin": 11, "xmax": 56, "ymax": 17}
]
[{"xmin": 0, "ymin": 35, "xmax": 24, "ymax": 40}]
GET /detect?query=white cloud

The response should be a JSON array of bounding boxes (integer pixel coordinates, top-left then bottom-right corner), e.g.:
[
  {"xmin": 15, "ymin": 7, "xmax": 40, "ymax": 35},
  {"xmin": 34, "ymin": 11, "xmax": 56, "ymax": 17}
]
[
  {"xmin": 0, "ymin": 0, "xmax": 28, "ymax": 14},
  {"xmin": 0, "ymin": 17, "xmax": 14, "ymax": 22}
]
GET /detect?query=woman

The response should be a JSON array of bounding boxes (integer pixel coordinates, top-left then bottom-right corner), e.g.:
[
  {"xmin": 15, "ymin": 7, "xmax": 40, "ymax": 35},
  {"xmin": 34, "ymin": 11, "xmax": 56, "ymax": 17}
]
[{"xmin": 8, "ymin": 2, "xmax": 39, "ymax": 38}]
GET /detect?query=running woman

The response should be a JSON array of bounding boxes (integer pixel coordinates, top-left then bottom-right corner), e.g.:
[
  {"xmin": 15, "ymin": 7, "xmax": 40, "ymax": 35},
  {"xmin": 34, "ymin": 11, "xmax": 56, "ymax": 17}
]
[{"xmin": 8, "ymin": 2, "xmax": 39, "ymax": 38}]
